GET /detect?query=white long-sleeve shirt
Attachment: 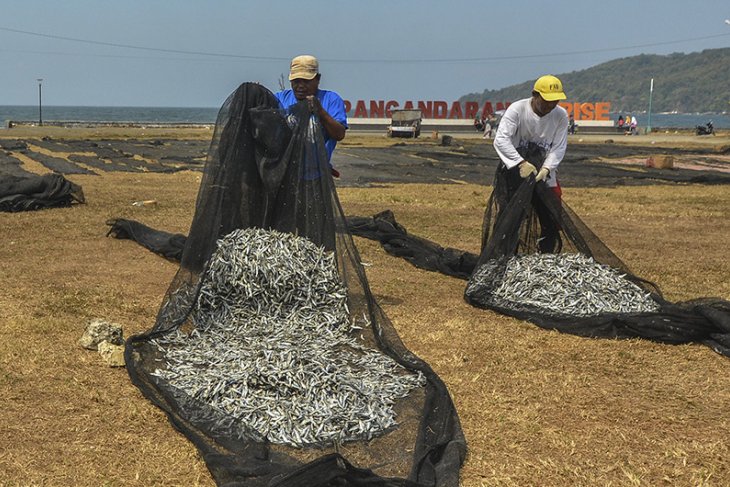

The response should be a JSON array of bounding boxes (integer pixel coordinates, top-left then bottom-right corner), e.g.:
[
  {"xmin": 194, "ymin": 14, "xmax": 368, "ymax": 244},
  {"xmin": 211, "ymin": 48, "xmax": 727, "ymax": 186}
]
[{"xmin": 493, "ymin": 98, "xmax": 569, "ymax": 187}]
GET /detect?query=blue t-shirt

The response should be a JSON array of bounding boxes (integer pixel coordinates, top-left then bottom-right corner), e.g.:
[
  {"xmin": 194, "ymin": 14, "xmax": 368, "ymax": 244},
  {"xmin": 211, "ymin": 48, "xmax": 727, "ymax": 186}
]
[{"xmin": 274, "ymin": 89, "xmax": 348, "ymax": 162}]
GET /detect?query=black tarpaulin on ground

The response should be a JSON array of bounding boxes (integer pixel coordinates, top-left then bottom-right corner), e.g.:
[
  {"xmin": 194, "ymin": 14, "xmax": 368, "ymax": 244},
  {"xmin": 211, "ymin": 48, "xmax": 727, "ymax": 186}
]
[
  {"xmin": 123, "ymin": 82, "xmax": 465, "ymax": 487},
  {"xmin": 21, "ymin": 149, "xmax": 98, "ymax": 175},
  {"xmin": 0, "ymin": 173, "xmax": 85, "ymax": 212}
]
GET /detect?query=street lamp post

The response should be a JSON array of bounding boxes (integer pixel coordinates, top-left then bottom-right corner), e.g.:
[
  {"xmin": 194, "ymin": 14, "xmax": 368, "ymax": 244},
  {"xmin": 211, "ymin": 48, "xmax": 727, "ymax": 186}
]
[
  {"xmin": 37, "ymin": 78, "xmax": 43, "ymax": 126},
  {"xmin": 647, "ymin": 78, "xmax": 653, "ymax": 134}
]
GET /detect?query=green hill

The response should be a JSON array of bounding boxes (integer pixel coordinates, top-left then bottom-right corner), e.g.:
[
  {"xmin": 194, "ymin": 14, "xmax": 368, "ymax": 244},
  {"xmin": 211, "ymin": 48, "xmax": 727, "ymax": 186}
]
[{"xmin": 460, "ymin": 48, "xmax": 730, "ymax": 114}]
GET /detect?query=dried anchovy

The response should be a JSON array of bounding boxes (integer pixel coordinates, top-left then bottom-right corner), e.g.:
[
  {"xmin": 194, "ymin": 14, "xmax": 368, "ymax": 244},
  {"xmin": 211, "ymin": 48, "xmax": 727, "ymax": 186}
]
[
  {"xmin": 466, "ymin": 253, "xmax": 660, "ymax": 316},
  {"xmin": 151, "ymin": 227, "xmax": 424, "ymax": 448}
]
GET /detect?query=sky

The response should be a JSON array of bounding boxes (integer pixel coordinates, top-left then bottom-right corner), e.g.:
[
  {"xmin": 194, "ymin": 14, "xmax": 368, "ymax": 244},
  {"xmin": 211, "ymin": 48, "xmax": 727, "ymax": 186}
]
[{"xmin": 1, "ymin": 0, "xmax": 729, "ymax": 108}]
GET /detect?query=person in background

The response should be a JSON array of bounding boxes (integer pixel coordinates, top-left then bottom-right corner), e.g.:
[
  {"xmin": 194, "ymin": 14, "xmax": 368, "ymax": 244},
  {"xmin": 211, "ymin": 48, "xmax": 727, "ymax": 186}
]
[
  {"xmin": 275, "ymin": 54, "xmax": 347, "ymax": 176},
  {"xmin": 629, "ymin": 115, "xmax": 638, "ymax": 135},
  {"xmin": 568, "ymin": 115, "xmax": 576, "ymax": 134},
  {"xmin": 474, "ymin": 116, "xmax": 485, "ymax": 132},
  {"xmin": 493, "ymin": 74, "xmax": 569, "ymax": 252},
  {"xmin": 482, "ymin": 113, "xmax": 496, "ymax": 139}
]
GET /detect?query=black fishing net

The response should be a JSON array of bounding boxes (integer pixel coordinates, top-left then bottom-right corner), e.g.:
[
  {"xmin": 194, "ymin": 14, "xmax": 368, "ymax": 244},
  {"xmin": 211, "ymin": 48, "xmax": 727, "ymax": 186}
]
[
  {"xmin": 106, "ymin": 211, "xmax": 479, "ymax": 280},
  {"xmin": 124, "ymin": 83, "xmax": 465, "ymax": 487},
  {"xmin": 343, "ymin": 144, "xmax": 730, "ymax": 357},
  {"xmin": 463, "ymin": 143, "xmax": 730, "ymax": 354},
  {"xmin": 347, "ymin": 210, "xmax": 478, "ymax": 281},
  {"xmin": 106, "ymin": 218, "xmax": 186, "ymax": 262},
  {"xmin": 0, "ymin": 173, "xmax": 85, "ymax": 212}
]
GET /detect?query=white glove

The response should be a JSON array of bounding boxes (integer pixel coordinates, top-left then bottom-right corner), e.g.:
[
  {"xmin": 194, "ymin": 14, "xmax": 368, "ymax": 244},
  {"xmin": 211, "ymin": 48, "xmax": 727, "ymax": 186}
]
[
  {"xmin": 535, "ymin": 167, "xmax": 550, "ymax": 182},
  {"xmin": 518, "ymin": 161, "xmax": 537, "ymax": 178}
]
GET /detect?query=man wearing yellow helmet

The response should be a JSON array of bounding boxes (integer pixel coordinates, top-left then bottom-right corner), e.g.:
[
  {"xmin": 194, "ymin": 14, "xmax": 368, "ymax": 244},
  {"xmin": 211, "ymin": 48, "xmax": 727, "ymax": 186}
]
[
  {"xmin": 493, "ymin": 74, "xmax": 568, "ymax": 189},
  {"xmin": 493, "ymin": 75, "xmax": 569, "ymax": 252}
]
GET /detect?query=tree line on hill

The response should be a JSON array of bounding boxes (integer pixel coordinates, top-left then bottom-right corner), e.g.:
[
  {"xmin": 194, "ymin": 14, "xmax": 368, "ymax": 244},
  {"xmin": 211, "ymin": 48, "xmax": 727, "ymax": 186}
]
[{"xmin": 460, "ymin": 48, "xmax": 730, "ymax": 114}]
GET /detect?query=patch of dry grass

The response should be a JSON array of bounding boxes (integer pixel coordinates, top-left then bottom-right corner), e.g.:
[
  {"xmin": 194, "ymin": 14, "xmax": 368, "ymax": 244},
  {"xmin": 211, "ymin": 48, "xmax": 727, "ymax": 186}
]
[{"xmin": 1, "ymin": 132, "xmax": 729, "ymax": 486}]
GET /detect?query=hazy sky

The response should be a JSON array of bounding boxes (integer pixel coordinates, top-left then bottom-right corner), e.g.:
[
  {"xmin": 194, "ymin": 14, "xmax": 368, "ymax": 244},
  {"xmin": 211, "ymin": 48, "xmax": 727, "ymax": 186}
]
[{"xmin": 1, "ymin": 0, "xmax": 728, "ymax": 108}]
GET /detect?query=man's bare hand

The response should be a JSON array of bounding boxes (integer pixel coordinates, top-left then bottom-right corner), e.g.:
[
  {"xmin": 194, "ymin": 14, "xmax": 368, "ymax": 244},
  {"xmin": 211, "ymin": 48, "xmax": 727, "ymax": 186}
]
[{"xmin": 306, "ymin": 95, "xmax": 323, "ymax": 115}]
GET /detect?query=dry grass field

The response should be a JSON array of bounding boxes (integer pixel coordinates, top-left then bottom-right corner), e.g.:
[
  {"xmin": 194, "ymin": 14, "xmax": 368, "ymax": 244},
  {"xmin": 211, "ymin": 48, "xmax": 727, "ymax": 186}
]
[{"xmin": 1, "ymin": 128, "xmax": 729, "ymax": 486}]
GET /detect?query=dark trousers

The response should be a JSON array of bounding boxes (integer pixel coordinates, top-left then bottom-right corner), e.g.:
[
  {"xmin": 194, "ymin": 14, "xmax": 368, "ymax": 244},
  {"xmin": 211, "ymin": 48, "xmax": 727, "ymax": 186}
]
[{"xmin": 503, "ymin": 165, "xmax": 561, "ymax": 253}]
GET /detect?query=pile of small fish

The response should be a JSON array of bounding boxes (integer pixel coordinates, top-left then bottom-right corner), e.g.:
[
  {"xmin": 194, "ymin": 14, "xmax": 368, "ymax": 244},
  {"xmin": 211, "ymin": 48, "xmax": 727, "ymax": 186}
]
[
  {"xmin": 151, "ymin": 227, "xmax": 424, "ymax": 447},
  {"xmin": 466, "ymin": 252, "xmax": 660, "ymax": 316}
]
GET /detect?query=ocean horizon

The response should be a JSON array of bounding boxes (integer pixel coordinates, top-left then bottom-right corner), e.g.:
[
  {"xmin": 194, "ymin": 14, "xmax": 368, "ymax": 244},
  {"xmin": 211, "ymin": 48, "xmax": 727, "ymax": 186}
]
[
  {"xmin": 0, "ymin": 105, "xmax": 219, "ymax": 125},
  {"xmin": 1, "ymin": 105, "xmax": 729, "ymax": 129}
]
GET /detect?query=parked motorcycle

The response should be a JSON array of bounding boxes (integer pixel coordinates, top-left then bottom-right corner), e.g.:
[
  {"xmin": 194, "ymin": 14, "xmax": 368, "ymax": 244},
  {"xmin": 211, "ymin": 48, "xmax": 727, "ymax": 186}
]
[{"xmin": 696, "ymin": 121, "xmax": 714, "ymax": 136}]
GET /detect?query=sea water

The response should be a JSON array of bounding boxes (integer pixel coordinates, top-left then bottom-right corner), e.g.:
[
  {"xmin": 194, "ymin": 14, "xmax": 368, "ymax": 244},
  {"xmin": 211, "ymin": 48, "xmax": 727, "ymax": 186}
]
[
  {"xmin": 0, "ymin": 105, "xmax": 218, "ymax": 125},
  {"xmin": 609, "ymin": 112, "xmax": 729, "ymax": 130}
]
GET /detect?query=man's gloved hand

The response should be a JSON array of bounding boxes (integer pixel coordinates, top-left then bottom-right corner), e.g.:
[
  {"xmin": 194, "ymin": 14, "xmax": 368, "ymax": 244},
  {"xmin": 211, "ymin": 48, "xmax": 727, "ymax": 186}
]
[
  {"xmin": 535, "ymin": 167, "xmax": 550, "ymax": 182},
  {"xmin": 518, "ymin": 161, "xmax": 537, "ymax": 178}
]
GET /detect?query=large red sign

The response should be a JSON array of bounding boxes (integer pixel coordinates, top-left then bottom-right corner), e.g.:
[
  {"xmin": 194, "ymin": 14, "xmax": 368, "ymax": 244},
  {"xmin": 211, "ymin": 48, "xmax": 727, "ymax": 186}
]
[
  {"xmin": 560, "ymin": 102, "xmax": 610, "ymax": 121},
  {"xmin": 344, "ymin": 100, "xmax": 611, "ymax": 121}
]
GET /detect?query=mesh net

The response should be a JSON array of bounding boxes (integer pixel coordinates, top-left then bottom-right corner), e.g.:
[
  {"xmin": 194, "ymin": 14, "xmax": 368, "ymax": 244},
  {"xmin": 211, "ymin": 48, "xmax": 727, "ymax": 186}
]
[
  {"xmin": 339, "ymin": 144, "xmax": 730, "ymax": 357},
  {"xmin": 463, "ymin": 143, "xmax": 730, "ymax": 353},
  {"xmin": 125, "ymin": 83, "xmax": 465, "ymax": 486}
]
